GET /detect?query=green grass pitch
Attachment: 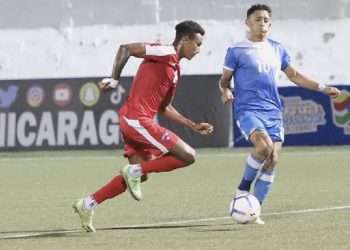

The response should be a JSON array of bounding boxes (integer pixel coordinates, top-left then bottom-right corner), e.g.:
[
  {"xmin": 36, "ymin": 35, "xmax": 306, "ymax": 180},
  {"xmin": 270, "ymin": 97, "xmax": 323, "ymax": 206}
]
[{"xmin": 0, "ymin": 146, "xmax": 349, "ymax": 250}]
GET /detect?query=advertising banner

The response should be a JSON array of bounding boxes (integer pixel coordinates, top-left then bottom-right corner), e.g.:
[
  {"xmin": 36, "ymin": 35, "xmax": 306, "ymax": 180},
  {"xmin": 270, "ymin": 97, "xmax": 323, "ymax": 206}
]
[
  {"xmin": 0, "ymin": 75, "xmax": 231, "ymax": 151},
  {"xmin": 0, "ymin": 78, "xmax": 127, "ymax": 151},
  {"xmin": 233, "ymin": 85, "xmax": 350, "ymax": 146}
]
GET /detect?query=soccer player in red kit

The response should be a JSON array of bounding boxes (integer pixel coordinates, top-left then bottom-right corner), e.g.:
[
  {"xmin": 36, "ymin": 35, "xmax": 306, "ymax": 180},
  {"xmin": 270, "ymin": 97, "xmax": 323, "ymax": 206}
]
[{"xmin": 73, "ymin": 20, "xmax": 214, "ymax": 232}]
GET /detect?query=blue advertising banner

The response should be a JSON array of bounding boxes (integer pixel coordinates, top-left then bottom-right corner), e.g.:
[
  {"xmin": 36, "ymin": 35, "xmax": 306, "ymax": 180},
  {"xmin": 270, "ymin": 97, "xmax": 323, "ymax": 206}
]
[
  {"xmin": 233, "ymin": 85, "xmax": 350, "ymax": 146},
  {"xmin": 0, "ymin": 78, "xmax": 128, "ymax": 151},
  {"xmin": 0, "ymin": 75, "xmax": 230, "ymax": 151}
]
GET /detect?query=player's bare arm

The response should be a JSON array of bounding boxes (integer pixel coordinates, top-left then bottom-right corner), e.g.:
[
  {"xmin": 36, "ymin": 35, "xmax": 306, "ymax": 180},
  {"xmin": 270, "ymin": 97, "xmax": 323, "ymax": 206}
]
[
  {"xmin": 98, "ymin": 43, "xmax": 146, "ymax": 92},
  {"xmin": 218, "ymin": 69, "xmax": 234, "ymax": 104},
  {"xmin": 283, "ymin": 65, "xmax": 341, "ymax": 98},
  {"xmin": 161, "ymin": 105, "xmax": 214, "ymax": 135}
]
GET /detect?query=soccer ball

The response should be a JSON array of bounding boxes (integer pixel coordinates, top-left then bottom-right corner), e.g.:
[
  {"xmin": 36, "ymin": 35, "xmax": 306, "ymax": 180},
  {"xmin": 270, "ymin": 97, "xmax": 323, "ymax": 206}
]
[{"xmin": 229, "ymin": 194, "xmax": 261, "ymax": 224}]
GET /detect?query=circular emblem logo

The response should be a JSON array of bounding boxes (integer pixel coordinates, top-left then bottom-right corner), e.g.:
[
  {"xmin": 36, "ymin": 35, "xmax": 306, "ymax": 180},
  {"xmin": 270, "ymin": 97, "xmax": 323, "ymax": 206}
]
[
  {"xmin": 27, "ymin": 86, "xmax": 45, "ymax": 108},
  {"xmin": 54, "ymin": 83, "xmax": 72, "ymax": 107},
  {"xmin": 80, "ymin": 82, "xmax": 100, "ymax": 107}
]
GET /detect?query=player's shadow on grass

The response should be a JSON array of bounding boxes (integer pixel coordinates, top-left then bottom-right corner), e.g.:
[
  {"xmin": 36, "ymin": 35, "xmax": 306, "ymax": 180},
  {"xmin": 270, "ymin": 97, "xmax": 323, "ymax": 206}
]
[
  {"xmin": 99, "ymin": 223, "xmax": 212, "ymax": 231},
  {"xmin": 0, "ymin": 223, "xmax": 237, "ymax": 240},
  {"xmin": 0, "ymin": 231, "xmax": 89, "ymax": 240},
  {"xmin": 0, "ymin": 228, "xmax": 73, "ymax": 234},
  {"xmin": 188, "ymin": 227, "xmax": 241, "ymax": 233},
  {"xmin": 186, "ymin": 222, "xmax": 243, "ymax": 233}
]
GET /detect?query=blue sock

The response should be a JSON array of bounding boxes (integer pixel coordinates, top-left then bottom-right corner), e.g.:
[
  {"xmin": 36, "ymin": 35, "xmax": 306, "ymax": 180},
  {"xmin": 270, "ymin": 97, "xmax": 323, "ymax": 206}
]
[
  {"xmin": 254, "ymin": 169, "xmax": 275, "ymax": 204},
  {"xmin": 238, "ymin": 154, "xmax": 264, "ymax": 192}
]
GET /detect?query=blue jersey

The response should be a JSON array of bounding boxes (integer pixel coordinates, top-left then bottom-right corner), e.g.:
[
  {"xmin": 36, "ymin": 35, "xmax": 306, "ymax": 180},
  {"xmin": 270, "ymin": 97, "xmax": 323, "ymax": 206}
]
[{"xmin": 224, "ymin": 39, "xmax": 290, "ymax": 118}]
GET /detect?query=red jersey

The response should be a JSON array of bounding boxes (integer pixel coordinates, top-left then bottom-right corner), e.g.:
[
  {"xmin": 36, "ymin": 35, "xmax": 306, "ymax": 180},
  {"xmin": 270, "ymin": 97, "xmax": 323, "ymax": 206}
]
[{"xmin": 119, "ymin": 44, "xmax": 180, "ymax": 119}]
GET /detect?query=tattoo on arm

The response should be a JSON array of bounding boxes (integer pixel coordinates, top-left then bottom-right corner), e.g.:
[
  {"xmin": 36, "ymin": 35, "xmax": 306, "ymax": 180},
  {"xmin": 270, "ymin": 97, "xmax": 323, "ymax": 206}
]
[
  {"xmin": 111, "ymin": 43, "xmax": 146, "ymax": 80},
  {"xmin": 111, "ymin": 45, "xmax": 130, "ymax": 80}
]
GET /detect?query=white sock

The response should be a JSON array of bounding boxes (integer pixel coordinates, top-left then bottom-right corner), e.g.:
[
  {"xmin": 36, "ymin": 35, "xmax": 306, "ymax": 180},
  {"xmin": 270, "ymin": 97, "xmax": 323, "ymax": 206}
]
[
  {"xmin": 128, "ymin": 164, "xmax": 142, "ymax": 178},
  {"xmin": 83, "ymin": 196, "xmax": 98, "ymax": 211}
]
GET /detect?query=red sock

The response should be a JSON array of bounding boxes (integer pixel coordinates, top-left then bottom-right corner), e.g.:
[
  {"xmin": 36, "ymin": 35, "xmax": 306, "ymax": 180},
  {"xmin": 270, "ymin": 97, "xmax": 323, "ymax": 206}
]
[
  {"xmin": 92, "ymin": 156, "xmax": 184, "ymax": 204},
  {"xmin": 92, "ymin": 175, "xmax": 126, "ymax": 204},
  {"xmin": 141, "ymin": 155, "xmax": 186, "ymax": 173}
]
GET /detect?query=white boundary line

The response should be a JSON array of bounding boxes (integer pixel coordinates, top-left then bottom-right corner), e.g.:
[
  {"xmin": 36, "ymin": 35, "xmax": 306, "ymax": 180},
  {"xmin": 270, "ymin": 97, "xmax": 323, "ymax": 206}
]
[
  {"xmin": 100, "ymin": 204, "xmax": 350, "ymax": 229},
  {"xmin": 1, "ymin": 204, "xmax": 349, "ymax": 240},
  {"xmin": 0, "ymin": 150, "xmax": 348, "ymax": 162}
]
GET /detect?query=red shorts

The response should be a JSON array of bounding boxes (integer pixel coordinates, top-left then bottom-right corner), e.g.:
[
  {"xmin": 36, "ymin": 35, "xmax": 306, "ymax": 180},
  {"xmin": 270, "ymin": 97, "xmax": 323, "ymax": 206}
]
[{"xmin": 119, "ymin": 115, "xmax": 179, "ymax": 160}]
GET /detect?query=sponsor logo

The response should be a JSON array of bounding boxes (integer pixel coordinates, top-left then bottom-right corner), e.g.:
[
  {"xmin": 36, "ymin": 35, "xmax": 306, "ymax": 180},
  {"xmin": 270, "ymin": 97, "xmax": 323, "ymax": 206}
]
[
  {"xmin": 54, "ymin": 83, "xmax": 72, "ymax": 107},
  {"xmin": 331, "ymin": 90, "xmax": 350, "ymax": 134},
  {"xmin": 282, "ymin": 96, "xmax": 326, "ymax": 134},
  {"xmin": 110, "ymin": 85, "xmax": 126, "ymax": 105},
  {"xmin": 80, "ymin": 82, "xmax": 100, "ymax": 107},
  {"xmin": 0, "ymin": 85, "xmax": 18, "ymax": 109},
  {"xmin": 27, "ymin": 86, "xmax": 45, "ymax": 108}
]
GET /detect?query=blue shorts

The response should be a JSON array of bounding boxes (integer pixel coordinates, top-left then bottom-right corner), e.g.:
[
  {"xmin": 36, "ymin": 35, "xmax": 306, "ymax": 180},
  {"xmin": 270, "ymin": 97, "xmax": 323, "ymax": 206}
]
[{"xmin": 236, "ymin": 111, "xmax": 284, "ymax": 142}]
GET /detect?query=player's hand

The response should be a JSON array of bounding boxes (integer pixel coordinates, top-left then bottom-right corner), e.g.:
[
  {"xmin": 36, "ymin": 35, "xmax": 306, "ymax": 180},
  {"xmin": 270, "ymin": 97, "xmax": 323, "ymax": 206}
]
[
  {"xmin": 98, "ymin": 78, "xmax": 119, "ymax": 92},
  {"xmin": 221, "ymin": 88, "xmax": 234, "ymax": 104},
  {"xmin": 323, "ymin": 86, "xmax": 341, "ymax": 99},
  {"xmin": 192, "ymin": 122, "xmax": 214, "ymax": 135}
]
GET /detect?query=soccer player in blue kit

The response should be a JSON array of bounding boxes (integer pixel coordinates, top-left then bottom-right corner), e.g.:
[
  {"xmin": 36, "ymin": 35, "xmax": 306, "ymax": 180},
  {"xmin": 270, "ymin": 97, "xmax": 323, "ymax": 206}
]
[{"xmin": 219, "ymin": 4, "xmax": 341, "ymax": 224}]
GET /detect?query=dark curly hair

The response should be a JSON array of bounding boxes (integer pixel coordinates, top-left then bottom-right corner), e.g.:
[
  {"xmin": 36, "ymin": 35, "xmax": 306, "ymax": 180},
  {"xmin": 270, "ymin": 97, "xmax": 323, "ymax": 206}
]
[
  {"xmin": 247, "ymin": 4, "xmax": 272, "ymax": 18},
  {"xmin": 174, "ymin": 20, "xmax": 205, "ymax": 41}
]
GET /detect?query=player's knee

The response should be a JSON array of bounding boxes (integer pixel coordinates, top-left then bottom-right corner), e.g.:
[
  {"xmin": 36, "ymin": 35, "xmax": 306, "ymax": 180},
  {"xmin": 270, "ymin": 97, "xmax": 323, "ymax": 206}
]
[
  {"xmin": 183, "ymin": 148, "xmax": 196, "ymax": 166},
  {"xmin": 184, "ymin": 156, "xmax": 195, "ymax": 166},
  {"xmin": 256, "ymin": 143, "xmax": 273, "ymax": 159},
  {"xmin": 252, "ymin": 133, "xmax": 273, "ymax": 159},
  {"xmin": 171, "ymin": 142, "xmax": 196, "ymax": 166},
  {"xmin": 185, "ymin": 152, "xmax": 196, "ymax": 166}
]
